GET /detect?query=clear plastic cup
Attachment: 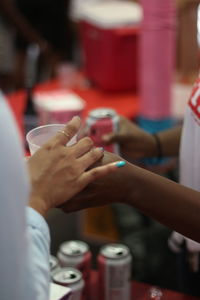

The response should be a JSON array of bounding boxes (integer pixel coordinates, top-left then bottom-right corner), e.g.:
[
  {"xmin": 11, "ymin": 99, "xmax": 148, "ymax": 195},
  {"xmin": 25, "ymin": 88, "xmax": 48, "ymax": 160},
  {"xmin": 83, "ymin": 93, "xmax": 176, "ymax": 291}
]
[{"xmin": 26, "ymin": 124, "xmax": 77, "ymax": 155}]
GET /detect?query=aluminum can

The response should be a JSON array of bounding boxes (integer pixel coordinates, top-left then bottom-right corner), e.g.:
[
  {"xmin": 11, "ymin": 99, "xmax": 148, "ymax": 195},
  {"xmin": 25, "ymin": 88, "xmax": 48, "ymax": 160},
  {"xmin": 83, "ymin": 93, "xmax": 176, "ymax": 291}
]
[
  {"xmin": 86, "ymin": 108, "xmax": 119, "ymax": 153},
  {"xmin": 98, "ymin": 243, "xmax": 132, "ymax": 300},
  {"xmin": 57, "ymin": 240, "xmax": 92, "ymax": 298},
  {"xmin": 50, "ymin": 255, "xmax": 60, "ymax": 277},
  {"xmin": 52, "ymin": 267, "xmax": 84, "ymax": 300}
]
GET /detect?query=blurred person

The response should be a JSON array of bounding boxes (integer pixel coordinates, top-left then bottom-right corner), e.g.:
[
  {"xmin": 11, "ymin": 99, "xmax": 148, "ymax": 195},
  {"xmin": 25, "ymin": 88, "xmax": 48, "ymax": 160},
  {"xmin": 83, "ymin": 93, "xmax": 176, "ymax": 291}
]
[
  {"xmin": 0, "ymin": 0, "xmax": 50, "ymax": 91},
  {"xmin": 101, "ymin": 79, "xmax": 200, "ymax": 296},
  {"xmin": 0, "ymin": 91, "xmax": 123, "ymax": 299},
  {"xmin": 0, "ymin": 18, "xmax": 15, "ymax": 92},
  {"xmin": 98, "ymin": 76, "xmax": 200, "ymax": 296},
  {"xmin": 14, "ymin": 0, "xmax": 75, "ymax": 88},
  {"xmin": 61, "ymin": 75, "xmax": 200, "ymax": 295}
]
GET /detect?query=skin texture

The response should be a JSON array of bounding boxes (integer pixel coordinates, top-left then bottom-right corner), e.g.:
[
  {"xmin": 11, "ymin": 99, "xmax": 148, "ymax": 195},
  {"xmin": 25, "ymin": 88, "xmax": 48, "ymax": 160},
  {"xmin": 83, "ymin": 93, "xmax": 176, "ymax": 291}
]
[
  {"xmin": 27, "ymin": 117, "xmax": 122, "ymax": 217},
  {"xmin": 103, "ymin": 116, "xmax": 182, "ymax": 159},
  {"xmin": 62, "ymin": 151, "xmax": 200, "ymax": 243},
  {"xmin": 61, "ymin": 117, "xmax": 200, "ymax": 242}
]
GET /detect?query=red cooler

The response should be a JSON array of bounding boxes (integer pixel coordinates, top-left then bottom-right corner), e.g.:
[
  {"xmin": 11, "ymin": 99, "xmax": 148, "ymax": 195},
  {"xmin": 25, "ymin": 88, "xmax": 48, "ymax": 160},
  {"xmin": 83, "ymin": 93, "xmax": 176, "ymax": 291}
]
[{"xmin": 79, "ymin": 1, "xmax": 143, "ymax": 92}]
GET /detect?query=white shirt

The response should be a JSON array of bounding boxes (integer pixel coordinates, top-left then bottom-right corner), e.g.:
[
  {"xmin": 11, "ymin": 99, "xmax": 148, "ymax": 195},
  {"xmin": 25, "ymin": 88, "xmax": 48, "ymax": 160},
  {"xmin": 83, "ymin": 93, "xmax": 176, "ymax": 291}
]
[
  {"xmin": 169, "ymin": 78, "xmax": 200, "ymax": 255},
  {"xmin": 0, "ymin": 93, "xmax": 50, "ymax": 300}
]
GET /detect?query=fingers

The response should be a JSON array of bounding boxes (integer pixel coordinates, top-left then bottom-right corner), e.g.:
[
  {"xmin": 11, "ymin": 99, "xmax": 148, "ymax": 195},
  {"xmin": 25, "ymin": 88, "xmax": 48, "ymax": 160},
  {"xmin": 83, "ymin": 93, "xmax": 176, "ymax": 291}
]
[
  {"xmin": 78, "ymin": 147, "xmax": 104, "ymax": 170},
  {"xmin": 80, "ymin": 160, "xmax": 126, "ymax": 185},
  {"xmin": 72, "ymin": 137, "xmax": 94, "ymax": 158},
  {"xmin": 102, "ymin": 133, "xmax": 123, "ymax": 144},
  {"xmin": 45, "ymin": 116, "xmax": 81, "ymax": 147}
]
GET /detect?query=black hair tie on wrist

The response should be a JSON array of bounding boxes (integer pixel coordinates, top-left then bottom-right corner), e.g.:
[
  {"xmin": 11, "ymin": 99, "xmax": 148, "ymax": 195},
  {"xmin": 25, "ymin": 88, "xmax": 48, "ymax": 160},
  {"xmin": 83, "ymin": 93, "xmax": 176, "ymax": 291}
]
[{"xmin": 152, "ymin": 133, "xmax": 162, "ymax": 159}]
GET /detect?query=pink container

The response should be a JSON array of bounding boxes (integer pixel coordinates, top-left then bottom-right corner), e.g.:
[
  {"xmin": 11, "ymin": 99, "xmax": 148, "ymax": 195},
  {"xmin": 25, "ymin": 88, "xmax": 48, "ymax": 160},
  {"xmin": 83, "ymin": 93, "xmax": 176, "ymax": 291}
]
[
  {"xmin": 33, "ymin": 90, "xmax": 85, "ymax": 125},
  {"xmin": 139, "ymin": 0, "xmax": 176, "ymax": 119}
]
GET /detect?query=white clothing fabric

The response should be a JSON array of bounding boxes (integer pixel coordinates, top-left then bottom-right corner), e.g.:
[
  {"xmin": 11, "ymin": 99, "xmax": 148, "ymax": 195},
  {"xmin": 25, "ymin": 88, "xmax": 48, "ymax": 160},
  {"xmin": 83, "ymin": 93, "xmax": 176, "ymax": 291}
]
[
  {"xmin": 0, "ymin": 92, "xmax": 50, "ymax": 300},
  {"xmin": 168, "ymin": 78, "xmax": 200, "ymax": 265}
]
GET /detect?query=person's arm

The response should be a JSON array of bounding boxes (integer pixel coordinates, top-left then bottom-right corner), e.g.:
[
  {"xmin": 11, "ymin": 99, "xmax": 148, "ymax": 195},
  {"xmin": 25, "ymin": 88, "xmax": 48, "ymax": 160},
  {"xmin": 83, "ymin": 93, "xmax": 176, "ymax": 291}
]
[
  {"xmin": 25, "ymin": 207, "xmax": 51, "ymax": 300},
  {"xmin": 123, "ymin": 162, "xmax": 200, "ymax": 242},
  {"xmin": 156, "ymin": 125, "xmax": 182, "ymax": 157},
  {"xmin": 61, "ymin": 151, "xmax": 200, "ymax": 243},
  {"xmin": 0, "ymin": 0, "xmax": 48, "ymax": 50},
  {"xmin": 103, "ymin": 116, "xmax": 182, "ymax": 159}
]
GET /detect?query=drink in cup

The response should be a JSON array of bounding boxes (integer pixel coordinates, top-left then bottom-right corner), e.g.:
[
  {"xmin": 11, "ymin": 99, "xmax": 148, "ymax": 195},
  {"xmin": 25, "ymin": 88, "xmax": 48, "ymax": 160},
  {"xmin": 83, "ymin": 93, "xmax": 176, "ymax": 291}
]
[{"xmin": 26, "ymin": 124, "xmax": 77, "ymax": 155}]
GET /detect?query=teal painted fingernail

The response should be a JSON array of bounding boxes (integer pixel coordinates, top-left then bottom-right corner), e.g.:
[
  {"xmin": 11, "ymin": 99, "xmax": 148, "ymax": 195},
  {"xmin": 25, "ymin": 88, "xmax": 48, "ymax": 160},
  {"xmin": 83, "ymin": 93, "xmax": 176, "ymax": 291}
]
[
  {"xmin": 116, "ymin": 161, "xmax": 126, "ymax": 168},
  {"xmin": 99, "ymin": 147, "xmax": 104, "ymax": 152}
]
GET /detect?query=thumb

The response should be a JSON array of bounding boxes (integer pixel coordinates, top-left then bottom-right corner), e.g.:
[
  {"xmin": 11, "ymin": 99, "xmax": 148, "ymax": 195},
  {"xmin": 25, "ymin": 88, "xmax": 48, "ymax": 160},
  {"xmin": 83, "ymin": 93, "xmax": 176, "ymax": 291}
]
[{"xmin": 102, "ymin": 133, "xmax": 122, "ymax": 144}]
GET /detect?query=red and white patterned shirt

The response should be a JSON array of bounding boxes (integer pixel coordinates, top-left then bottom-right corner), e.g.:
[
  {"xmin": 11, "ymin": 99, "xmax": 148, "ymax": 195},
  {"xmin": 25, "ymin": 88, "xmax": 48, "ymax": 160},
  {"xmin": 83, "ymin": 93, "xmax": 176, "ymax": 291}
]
[{"xmin": 180, "ymin": 78, "xmax": 200, "ymax": 191}]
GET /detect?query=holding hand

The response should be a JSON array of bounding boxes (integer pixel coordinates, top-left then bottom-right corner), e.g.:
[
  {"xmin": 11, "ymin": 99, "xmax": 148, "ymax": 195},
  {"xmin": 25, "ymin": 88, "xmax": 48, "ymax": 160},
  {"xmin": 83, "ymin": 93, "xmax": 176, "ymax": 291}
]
[
  {"xmin": 103, "ymin": 116, "xmax": 157, "ymax": 159},
  {"xmin": 27, "ymin": 117, "xmax": 125, "ymax": 217},
  {"xmin": 61, "ymin": 151, "xmax": 130, "ymax": 213}
]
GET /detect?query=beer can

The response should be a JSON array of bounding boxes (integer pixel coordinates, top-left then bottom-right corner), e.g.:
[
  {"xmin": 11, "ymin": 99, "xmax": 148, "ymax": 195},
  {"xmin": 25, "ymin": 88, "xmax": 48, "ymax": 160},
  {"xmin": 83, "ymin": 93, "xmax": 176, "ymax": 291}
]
[
  {"xmin": 57, "ymin": 240, "xmax": 92, "ymax": 298},
  {"xmin": 98, "ymin": 243, "xmax": 132, "ymax": 300},
  {"xmin": 85, "ymin": 108, "xmax": 119, "ymax": 153},
  {"xmin": 50, "ymin": 255, "xmax": 60, "ymax": 277},
  {"xmin": 52, "ymin": 267, "xmax": 84, "ymax": 300}
]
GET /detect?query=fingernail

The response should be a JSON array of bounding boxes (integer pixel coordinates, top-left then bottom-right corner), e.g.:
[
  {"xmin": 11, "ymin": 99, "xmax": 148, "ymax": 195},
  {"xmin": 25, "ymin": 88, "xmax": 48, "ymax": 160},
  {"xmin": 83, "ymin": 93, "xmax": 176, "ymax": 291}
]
[
  {"xmin": 116, "ymin": 161, "xmax": 126, "ymax": 168},
  {"xmin": 72, "ymin": 116, "xmax": 81, "ymax": 121},
  {"xmin": 98, "ymin": 147, "xmax": 104, "ymax": 152},
  {"xmin": 102, "ymin": 135, "xmax": 109, "ymax": 141}
]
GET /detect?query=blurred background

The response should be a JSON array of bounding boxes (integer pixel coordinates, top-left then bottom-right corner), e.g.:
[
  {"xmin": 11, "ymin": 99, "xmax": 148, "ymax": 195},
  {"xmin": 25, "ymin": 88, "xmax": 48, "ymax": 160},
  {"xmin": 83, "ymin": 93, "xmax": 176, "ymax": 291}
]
[{"xmin": 1, "ymin": 0, "xmax": 200, "ymax": 297}]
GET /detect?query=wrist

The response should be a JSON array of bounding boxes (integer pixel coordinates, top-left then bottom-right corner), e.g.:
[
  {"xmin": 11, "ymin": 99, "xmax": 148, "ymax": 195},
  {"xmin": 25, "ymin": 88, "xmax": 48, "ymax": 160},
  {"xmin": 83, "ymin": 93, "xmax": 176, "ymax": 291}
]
[
  {"xmin": 143, "ymin": 133, "xmax": 159, "ymax": 157},
  {"xmin": 119, "ymin": 163, "xmax": 140, "ymax": 205},
  {"xmin": 28, "ymin": 195, "xmax": 49, "ymax": 217},
  {"xmin": 151, "ymin": 133, "xmax": 163, "ymax": 159}
]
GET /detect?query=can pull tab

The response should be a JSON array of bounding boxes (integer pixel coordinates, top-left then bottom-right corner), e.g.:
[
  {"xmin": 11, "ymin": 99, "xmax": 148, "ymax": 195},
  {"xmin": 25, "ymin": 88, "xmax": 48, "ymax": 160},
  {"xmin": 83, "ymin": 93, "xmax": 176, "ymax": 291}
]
[{"xmin": 148, "ymin": 287, "xmax": 163, "ymax": 299}]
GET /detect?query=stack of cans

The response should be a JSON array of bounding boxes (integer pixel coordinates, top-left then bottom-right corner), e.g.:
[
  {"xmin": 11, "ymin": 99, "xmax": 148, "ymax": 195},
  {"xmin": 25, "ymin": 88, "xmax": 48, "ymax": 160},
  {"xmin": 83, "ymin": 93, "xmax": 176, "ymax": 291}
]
[
  {"xmin": 50, "ymin": 255, "xmax": 61, "ymax": 277},
  {"xmin": 57, "ymin": 240, "xmax": 92, "ymax": 299},
  {"xmin": 52, "ymin": 241, "xmax": 132, "ymax": 300}
]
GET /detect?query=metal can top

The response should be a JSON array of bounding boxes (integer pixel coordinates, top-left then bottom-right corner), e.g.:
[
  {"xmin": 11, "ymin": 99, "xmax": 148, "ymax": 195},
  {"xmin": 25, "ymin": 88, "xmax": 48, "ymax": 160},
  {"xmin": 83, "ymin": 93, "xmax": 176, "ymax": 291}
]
[
  {"xmin": 53, "ymin": 267, "xmax": 82, "ymax": 285},
  {"xmin": 100, "ymin": 243, "xmax": 130, "ymax": 259},
  {"xmin": 88, "ymin": 108, "xmax": 117, "ymax": 119},
  {"xmin": 59, "ymin": 240, "xmax": 89, "ymax": 256},
  {"xmin": 50, "ymin": 255, "xmax": 59, "ymax": 271}
]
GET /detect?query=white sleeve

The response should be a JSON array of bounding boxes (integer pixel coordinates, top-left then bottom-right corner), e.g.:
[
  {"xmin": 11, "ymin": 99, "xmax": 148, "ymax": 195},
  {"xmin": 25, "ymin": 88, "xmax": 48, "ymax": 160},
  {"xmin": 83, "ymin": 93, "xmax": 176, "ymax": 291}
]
[
  {"xmin": 25, "ymin": 207, "xmax": 51, "ymax": 300},
  {"xmin": 0, "ymin": 94, "xmax": 51, "ymax": 300}
]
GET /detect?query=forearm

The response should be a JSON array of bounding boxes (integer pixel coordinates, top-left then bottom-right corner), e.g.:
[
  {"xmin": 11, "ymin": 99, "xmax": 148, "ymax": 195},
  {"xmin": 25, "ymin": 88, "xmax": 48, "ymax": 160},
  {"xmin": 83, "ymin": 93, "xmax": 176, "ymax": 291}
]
[
  {"xmin": 156, "ymin": 126, "xmax": 182, "ymax": 157},
  {"xmin": 124, "ymin": 163, "xmax": 200, "ymax": 242}
]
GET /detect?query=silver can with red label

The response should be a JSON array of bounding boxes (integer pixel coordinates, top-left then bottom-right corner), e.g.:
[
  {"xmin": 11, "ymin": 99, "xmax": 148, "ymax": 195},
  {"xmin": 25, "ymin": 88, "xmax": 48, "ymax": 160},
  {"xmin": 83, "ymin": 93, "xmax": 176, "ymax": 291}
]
[
  {"xmin": 86, "ymin": 108, "xmax": 119, "ymax": 153},
  {"xmin": 52, "ymin": 267, "xmax": 84, "ymax": 300},
  {"xmin": 50, "ymin": 255, "xmax": 60, "ymax": 277},
  {"xmin": 57, "ymin": 240, "xmax": 92, "ymax": 298},
  {"xmin": 98, "ymin": 243, "xmax": 132, "ymax": 300}
]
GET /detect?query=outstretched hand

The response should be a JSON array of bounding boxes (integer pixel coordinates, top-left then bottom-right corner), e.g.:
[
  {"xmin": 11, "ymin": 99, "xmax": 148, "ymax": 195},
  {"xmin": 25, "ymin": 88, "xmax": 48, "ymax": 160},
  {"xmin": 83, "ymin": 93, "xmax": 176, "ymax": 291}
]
[
  {"xmin": 103, "ymin": 116, "xmax": 156, "ymax": 160},
  {"xmin": 27, "ymin": 117, "xmax": 124, "ymax": 216},
  {"xmin": 61, "ymin": 151, "xmax": 131, "ymax": 213}
]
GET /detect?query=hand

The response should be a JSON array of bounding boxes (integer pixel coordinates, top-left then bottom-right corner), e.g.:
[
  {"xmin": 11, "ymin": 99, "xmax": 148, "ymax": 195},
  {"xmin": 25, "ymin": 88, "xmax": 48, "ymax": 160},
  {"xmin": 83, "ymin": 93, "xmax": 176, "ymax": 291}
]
[
  {"xmin": 27, "ymin": 117, "xmax": 123, "ymax": 217},
  {"xmin": 103, "ymin": 116, "xmax": 156, "ymax": 160},
  {"xmin": 61, "ymin": 151, "xmax": 131, "ymax": 213}
]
